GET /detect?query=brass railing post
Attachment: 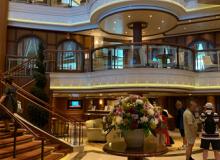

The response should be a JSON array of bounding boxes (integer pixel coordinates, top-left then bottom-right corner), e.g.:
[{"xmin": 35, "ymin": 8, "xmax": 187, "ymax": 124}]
[
  {"xmin": 41, "ymin": 139, "xmax": 45, "ymax": 160},
  {"xmin": 13, "ymin": 121, "xmax": 18, "ymax": 158}
]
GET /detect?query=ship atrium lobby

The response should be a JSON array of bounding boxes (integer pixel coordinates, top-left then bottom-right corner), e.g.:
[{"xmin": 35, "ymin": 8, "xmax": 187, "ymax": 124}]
[{"xmin": 1, "ymin": 0, "xmax": 220, "ymax": 160}]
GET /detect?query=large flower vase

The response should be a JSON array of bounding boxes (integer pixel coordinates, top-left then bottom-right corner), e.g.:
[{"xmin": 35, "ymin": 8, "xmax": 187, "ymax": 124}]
[{"xmin": 123, "ymin": 129, "xmax": 145, "ymax": 148}]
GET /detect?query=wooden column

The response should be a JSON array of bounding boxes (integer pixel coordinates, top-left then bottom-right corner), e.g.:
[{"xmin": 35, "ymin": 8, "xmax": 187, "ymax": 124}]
[
  {"xmin": 0, "ymin": 1, "xmax": 9, "ymax": 74},
  {"xmin": 133, "ymin": 22, "xmax": 143, "ymax": 43}
]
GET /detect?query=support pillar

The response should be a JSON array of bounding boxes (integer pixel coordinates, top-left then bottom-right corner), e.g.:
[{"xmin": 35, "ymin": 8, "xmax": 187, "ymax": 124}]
[
  {"xmin": 128, "ymin": 22, "xmax": 147, "ymax": 43},
  {"xmin": 0, "ymin": 1, "xmax": 9, "ymax": 74}
]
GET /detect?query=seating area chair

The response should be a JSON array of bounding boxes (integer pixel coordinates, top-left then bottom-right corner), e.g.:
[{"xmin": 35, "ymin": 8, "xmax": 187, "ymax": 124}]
[{"xmin": 85, "ymin": 119, "xmax": 107, "ymax": 142}]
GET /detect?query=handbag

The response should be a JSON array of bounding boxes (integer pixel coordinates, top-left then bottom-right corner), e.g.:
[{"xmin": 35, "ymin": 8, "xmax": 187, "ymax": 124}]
[{"xmin": 17, "ymin": 101, "xmax": 23, "ymax": 113}]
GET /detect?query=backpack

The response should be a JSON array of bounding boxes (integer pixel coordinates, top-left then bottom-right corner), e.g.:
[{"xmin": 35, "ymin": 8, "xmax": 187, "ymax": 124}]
[{"xmin": 204, "ymin": 112, "xmax": 216, "ymax": 134}]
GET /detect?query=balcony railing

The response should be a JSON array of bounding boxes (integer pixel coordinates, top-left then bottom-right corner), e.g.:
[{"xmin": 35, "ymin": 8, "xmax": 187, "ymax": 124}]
[
  {"xmin": 7, "ymin": 44, "xmax": 220, "ymax": 74},
  {"xmin": 10, "ymin": 0, "xmax": 83, "ymax": 7},
  {"xmin": 92, "ymin": 43, "xmax": 195, "ymax": 72}
]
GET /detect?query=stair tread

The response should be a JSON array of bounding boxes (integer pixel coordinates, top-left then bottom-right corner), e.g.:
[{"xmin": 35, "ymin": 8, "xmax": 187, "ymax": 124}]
[
  {"xmin": 0, "ymin": 135, "xmax": 33, "ymax": 145},
  {"xmin": 0, "ymin": 141, "xmax": 41, "ymax": 155},
  {"xmin": 3, "ymin": 147, "xmax": 54, "ymax": 160},
  {"xmin": 46, "ymin": 143, "xmax": 60, "ymax": 149},
  {"xmin": 44, "ymin": 153, "xmax": 65, "ymax": 160}
]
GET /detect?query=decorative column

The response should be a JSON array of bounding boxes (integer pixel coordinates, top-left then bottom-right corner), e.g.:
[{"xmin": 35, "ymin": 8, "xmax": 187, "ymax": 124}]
[
  {"xmin": 0, "ymin": 0, "xmax": 9, "ymax": 74},
  {"xmin": 128, "ymin": 22, "xmax": 147, "ymax": 43}
]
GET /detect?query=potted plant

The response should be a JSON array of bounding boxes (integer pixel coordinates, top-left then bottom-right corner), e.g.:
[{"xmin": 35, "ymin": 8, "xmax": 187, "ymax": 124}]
[{"xmin": 104, "ymin": 95, "xmax": 162, "ymax": 148}]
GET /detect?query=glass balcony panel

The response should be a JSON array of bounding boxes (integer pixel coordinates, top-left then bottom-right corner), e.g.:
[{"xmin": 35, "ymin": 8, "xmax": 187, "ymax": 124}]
[{"xmin": 196, "ymin": 50, "xmax": 218, "ymax": 72}]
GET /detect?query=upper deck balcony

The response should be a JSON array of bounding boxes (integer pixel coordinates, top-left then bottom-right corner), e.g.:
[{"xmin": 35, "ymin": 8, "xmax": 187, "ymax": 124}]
[{"xmin": 9, "ymin": 0, "xmax": 84, "ymax": 7}]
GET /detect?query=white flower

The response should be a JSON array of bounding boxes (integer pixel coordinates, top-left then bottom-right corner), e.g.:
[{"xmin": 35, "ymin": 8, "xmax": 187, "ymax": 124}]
[
  {"xmin": 147, "ymin": 109, "xmax": 155, "ymax": 116},
  {"xmin": 115, "ymin": 116, "xmax": 123, "ymax": 125},
  {"xmin": 150, "ymin": 119, "xmax": 157, "ymax": 129},
  {"xmin": 140, "ymin": 116, "xmax": 148, "ymax": 123},
  {"xmin": 136, "ymin": 99, "xmax": 143, "ymax": 105}
]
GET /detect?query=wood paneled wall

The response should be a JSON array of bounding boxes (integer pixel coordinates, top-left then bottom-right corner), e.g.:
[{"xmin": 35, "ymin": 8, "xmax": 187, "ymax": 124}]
[
  {"xmin": 52, "ymin": 97, "xmax": 86, "ymax": 121},
  {"xmin": 0, "ymin": 1, "xmax": 9, "ymax": 73},
  {"xmin": 147, "ymin": 32, "xmax": 220, "ymax": 48},
  {"xmin": 7, "ymin": 27, "xmax": 94, "ymax": 57}
]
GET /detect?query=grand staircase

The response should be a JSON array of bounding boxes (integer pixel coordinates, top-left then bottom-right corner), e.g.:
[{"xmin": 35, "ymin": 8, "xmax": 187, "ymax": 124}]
[{"xmin": 0, "ymin": 51, "xmax": 86, "ymax": 159}]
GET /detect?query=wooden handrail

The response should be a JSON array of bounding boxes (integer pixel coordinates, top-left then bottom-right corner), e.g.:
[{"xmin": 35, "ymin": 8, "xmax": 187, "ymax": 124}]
[
  {"xmin": 0, "ymin": 81, "xmax": 84, "ymax": 123},
  {"xmin": 5, "ymin": 56, "xmax": 36, "ymax": 75},
  {"xmin": 0, "ymin": 103, "xmax": 43, "ymax": 140}
]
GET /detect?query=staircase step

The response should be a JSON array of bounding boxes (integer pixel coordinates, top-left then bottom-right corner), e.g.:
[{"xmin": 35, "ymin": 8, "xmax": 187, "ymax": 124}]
[
  {"xmin": 0, "ymin": 141, "xmax": 42, "ymax": 159},
  {"xmin": 55, "ymin": 148, "xmax": 72, "ymax": 154},
  {"xmin": 46, "ymin": 143, "xmax": 60, "ymax": 149},
  {"xmin": 0, "ymin": 129, "xmax": 27, "ymax": 139},
  {"xmin": 0, "ymin": 135, "xmax": 33, "ymax": 147},
  {"xmin": 2, "ymin": 147, "xmax": 54, "ymax": 160},
  {"xmin": 0, "ymin": 123, "xmax": 13, "ymax": 128},
  {"xmin": 0, "ymin": 127, "xmax": 14, "ymax": 132},
  {"xmin": 44, "ymin": 153, "xmax": 65, "ymax": 160}
]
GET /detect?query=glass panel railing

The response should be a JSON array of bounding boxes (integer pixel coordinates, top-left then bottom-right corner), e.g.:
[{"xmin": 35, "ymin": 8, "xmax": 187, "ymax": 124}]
[
  {"xmin": 195, "ymin": 50, "xmax": 219, "ymax": 72},
  {"xmin": 92, "ymin": 44, "xmax": 194, "ymax": 72},
  {"xmin": 10, "ymin": 0, "xmax": 81, "ymax": 7}
]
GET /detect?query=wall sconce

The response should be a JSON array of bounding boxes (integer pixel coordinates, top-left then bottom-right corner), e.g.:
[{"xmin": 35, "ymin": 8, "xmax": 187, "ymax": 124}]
[
  {"xmin": 99, "ymin": 99, "xmax": 103, "ymax": 105},
  {"xmin": 85, "ymin": 53, "xmax": 89, "ymax": 59}
]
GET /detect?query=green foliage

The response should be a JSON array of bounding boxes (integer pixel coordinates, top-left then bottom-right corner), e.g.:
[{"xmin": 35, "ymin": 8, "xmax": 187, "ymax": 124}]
[{"xmin": 27, "ymin": 42, "xmax": 49, "ymax": 128}]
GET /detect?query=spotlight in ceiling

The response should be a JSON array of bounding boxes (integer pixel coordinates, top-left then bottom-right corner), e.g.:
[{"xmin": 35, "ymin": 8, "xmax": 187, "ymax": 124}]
[
  {"xmin": 114, "ymin": 21, "xmax": 117, "ymax": 24},
  {"xmin": 128, "ymin": 15, "xmax": 131, "ymax": 18},
  {"xmin": 158, "ymin": 27, "xmax": 161, "ymax": 30},
  {"xmin": 149, "ymin": 15, "xmax": 153, "ymax": 18},
  {"xmin": 161, "ymin": 20, "xmax": 165, "ymax": 23},
  {"xmin": 184, "ymin": 27, "xmax": 187, "ymax": 30},
  {"xmin": 188, "ymin": 20, "xmax": 192, "ymax": 23}
]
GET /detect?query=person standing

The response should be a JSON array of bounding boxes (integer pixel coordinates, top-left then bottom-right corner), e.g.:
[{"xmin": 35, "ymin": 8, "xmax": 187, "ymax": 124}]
[
  {"xmin": 0, "ymin": 76, "xmax": 17, "ymax": 131},
  {"xmin": 200, "ymin": 103, "xmax": 220, "ymax": 160},
  {"xmin": 183, "ymin": 99, "xmax": 198, "ymax": 160},
  {"xmin": 176, "ymin": 100, "xmax": 187, "ymax": 149}
]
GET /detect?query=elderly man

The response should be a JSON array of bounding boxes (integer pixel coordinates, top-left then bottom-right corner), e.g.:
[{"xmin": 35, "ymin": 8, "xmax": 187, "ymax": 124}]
[{"xmin": 183, "ymin": 99, "xmax": 198, "ymax": 160}]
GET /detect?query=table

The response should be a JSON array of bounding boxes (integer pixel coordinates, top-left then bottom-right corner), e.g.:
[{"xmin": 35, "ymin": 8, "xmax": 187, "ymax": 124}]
[{"xmin": 103, "ymin": 141, "xmax": 168, "ymax": 160}]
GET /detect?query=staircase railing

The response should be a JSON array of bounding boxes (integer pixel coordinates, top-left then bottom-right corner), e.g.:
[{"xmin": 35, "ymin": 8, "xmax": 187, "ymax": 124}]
[
  {"xmin": 2, "ymin": 50, "xmax": 87, "ymax": 147},
  {"xmin": 0, "ymin": 103, "xmax": 46, "ymax": 159},
  {"xmin": 0, "ymin": 81, "xmax": 84, "ymax": 147}
]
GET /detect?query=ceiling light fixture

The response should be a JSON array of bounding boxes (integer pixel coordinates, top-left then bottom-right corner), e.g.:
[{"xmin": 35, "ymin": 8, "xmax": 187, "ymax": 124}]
[
  {"xmin": 188, "ymin": 20, "xmax": 192, "ymax": 23},
  {"xmin": 114, "ymin": 21, "xmax": 117, "ymax": 24},
  {"xmin": 161, "ymin": 20, "xmax": 165, "ymax": 23},
  {"xmin": 149, "ymin": 15, "xmax": 153, "ymax": 18},
  {"xmin": 128, "ymin": 15, "xmax": 131, "ymax": 18},
  {"xmin": 158, "ymin": 27, "xmax": 161, "ymax": 30}
]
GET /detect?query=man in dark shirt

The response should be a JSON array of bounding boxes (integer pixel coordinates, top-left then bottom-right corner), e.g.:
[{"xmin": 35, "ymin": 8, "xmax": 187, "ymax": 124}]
[
  {"xmin": 200, "ymin": 103, "xmax": 220, "ymax": 160},
  {"xmin": 176, "ymin": 100, "xmax": 187, "ymax": 150}
]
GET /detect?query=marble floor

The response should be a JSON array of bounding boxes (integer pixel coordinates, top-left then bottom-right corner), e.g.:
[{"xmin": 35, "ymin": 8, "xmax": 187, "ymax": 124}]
[{"xmin": 61, "ymin": 130, "xmax": 218, "ymax": 160}]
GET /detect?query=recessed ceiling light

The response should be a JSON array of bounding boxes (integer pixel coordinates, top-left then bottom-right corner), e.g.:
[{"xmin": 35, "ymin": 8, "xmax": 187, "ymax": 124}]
[
  {"xmin": 188, "ymin": 20, "xmax": 192, "ymax": 23},
  {"xmin": 143, "ymin": 31, "xmax": 145, "ymax": 34},
  {"xmin": 114, "ymin": 21, "xmax": 117, "ymax": 24},
  {"xmin": 149, "ymin": 15, "xmax": 153, "ymax": 18},
  {"xmin": 158, "ymin": 27, "xmax": 161, "ymax": 30},
  {"xmin": 161, "ymin": 20, "xmax": 165, "ymax": 23},
  {"xmin": 128, "ymin": 15, "xmax": 131, "ymax": 18},
  {"xmin": 125, "ymin": 32, "xmax": 128, "ymax": 34},
  {"xmin": 184, "ymin": 27, "xmax": 187, "ymax": 30}
]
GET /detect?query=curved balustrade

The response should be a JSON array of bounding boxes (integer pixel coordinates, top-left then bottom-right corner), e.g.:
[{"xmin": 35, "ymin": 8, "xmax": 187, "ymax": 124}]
[
  {"xmin": 92, "ymin": 43, "xmax": 195, "ymax": 72},
  {"xmin": 10, "ymin": 0, "xmax": 82, "ymax": 7}
]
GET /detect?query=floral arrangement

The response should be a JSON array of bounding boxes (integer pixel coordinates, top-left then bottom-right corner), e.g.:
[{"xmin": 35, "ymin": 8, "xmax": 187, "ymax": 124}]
[{"xmin": 104, "ymin": 95, "xmax": 162, "ymax": 136}]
